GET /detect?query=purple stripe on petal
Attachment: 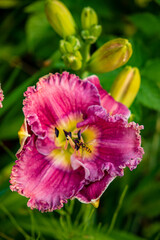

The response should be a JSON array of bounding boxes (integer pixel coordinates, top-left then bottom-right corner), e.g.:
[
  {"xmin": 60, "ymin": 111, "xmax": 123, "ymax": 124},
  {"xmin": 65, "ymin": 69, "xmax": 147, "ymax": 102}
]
[
  {"xmin": 23, "ymin": 72, "xmax": 100, "ymax": 138},
  {"xmin": 75, "ymin": 172, "xmax": 115, "ymax": 203},
  {"xmin": 85, "ymin": 75, "xmax": 130, "ymax": 118},
  {"xmin": 10, "ymin": 135, "xmax": 85, "ymax": 212}
]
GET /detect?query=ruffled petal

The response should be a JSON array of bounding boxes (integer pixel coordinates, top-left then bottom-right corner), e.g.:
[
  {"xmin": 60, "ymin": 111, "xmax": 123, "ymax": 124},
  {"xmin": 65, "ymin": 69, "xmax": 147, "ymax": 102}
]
[
  {"xmin": 77, "ymin": 105, "xmax": 144, "ymax": 179},
  {"xmin": 10, "ymin": 135, "xmax": 85, "ymax": 212},
  {"xmin": 75, "ymin": 172, "xmax": 115, "ymax": 203},
  {"xmin": 85, "ymin": 75, "xmax": 130, "ymax": 118},
  {"xmin": 23, "ymin": 72, "xmax": 100, "ymax": 138},
  {"xmin": 0, "ymin": 84, "xmax": 4, "ymax": 108}
]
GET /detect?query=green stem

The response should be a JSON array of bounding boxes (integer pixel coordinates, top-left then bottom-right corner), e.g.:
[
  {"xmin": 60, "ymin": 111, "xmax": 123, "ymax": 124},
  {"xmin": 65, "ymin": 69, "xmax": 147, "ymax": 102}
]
[
  {"xmin": 79, "ymin": 43, "xmax": 91, "ymax": 77},
  {"xmin": 108, "ymin": 185, "xmax": 128, "ymax": 234}
]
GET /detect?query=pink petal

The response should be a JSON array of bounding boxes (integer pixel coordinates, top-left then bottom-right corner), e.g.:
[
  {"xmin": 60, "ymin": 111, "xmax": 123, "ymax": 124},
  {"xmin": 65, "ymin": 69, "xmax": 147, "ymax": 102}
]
[
  {"xmin": 75, "ymin": 172, "xmax": 115, "ymax": 203},
  {"xmin": 23, "ymin": 72, "xmax": 100, "ymax": 138},
  {"xmin": 77, "ymin": 105, "xmax": 144, "ymax": 180},
  {"xmin": 85, "ymin": 75, "xmax": 130, "ymax": 118},
  {"xmin": 0, "ymin": 85, "xmax": 4, "ymax": 108},
  {"xmin": 10, "ymin": 135, "xmax": 85, "ymax": 212}
]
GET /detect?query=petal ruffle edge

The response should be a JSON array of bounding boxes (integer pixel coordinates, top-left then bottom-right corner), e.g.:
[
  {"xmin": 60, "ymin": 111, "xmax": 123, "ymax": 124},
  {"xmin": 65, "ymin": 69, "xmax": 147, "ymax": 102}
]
[
  {"xmin": 77, "ymin": 105, "xmax": 144, "ymax": 180},
  {"xmin": 85, "ymin": 75, "xmax": 130, "ymax": 118},
  {"xmin": 10, "ymin": 135, "xmax": 85, "ymax": 212},
  {"xmin": 23, "ymin": 72, "xmax": 100, "ymax": 138},
  {"xmin": 75, "ymin": 171, "xmax": 115, "ymax": 203}
]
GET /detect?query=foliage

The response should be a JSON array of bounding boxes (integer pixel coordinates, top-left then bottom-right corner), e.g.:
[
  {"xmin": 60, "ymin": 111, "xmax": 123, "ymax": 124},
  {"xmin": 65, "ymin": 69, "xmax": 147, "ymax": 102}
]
[{"xmin": 0, "ymin": 0, "xmax": 160, "ymax": 239}]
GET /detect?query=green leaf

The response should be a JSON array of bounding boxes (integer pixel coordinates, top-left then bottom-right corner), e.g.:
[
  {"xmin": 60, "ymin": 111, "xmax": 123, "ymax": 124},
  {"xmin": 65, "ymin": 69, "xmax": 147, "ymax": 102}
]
[
  {"xmin": 137, "ymin": 77, "xmax": 160, "ymax": 111},
  {"xmin": 26, "ymin": 13, "xmax": 52, "ymax": 51},
  {"xmin": 24, "ymin": 1, "xmax": 44, "ymax": 13},
  {"xmin": 129, "ymin": 13, "xmax": 160, "ymax": 36},
  {"xmin": 141, "ymin": 59, "xmax": 160, "ymax": 83}
]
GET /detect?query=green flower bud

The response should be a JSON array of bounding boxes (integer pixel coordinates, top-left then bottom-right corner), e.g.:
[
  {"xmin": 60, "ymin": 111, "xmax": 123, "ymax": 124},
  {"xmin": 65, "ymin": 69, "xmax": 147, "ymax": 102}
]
[
  {"xmin": 81, "ymin": 7, "xmax": 98, "ymax": 30},
  {"xmin": 60, "ymin": 36, "xmax": 81, "ymax": 54},
  {"xmin": 87, "ymin": 38, "xmax": 133, "ymax": 73},
  {"xmin": 63, "ymin": 51, "xmax": 82, "ymax": 70},
  {"xmin": 110, "ymin": 66, "xmax": 141, "ymax": 107},
  {"xmin": 45, "ymin": 0, "xmax": 76, "ymax": 38},
  {"xmin": 81, "ymin": 25, "xmax": 102, "ymax": 44},
  {"xmin": 60, "ymin": 36, "xmax": 82, "ymax": 70}
]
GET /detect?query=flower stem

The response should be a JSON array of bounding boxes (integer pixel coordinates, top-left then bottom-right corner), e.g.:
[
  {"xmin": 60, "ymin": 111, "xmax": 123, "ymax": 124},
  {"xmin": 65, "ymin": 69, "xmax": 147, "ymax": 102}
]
[
  {"xmin": 108, "ymin": 185, "xmax": 128, "ymax": 233},
  {"xmin": 79, "ymin": 42, "xmax": 91, "ymax": 78}
]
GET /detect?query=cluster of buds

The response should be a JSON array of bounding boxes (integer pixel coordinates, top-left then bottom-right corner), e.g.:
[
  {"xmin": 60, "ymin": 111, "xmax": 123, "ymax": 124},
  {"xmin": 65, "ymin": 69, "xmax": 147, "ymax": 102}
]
[
  {"xmin": 81, "ymin": 7, "xmax": 102, "ymax": 44},
  {"xmin": 60, "ymin": 36, "xmax": 82, "ymax": 70},
  {"xmin": 45, "ymin": 0, "xmax": 140, "ymax": 108}
]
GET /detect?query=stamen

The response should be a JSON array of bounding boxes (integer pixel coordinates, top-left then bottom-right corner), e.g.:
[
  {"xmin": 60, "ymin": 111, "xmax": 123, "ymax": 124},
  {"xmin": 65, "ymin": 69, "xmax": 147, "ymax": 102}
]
[
  {"xmin": 63, "ymin": 130, "xmax": 72, "ymax": 140},
  {"xmin": 67, "ymin": 135, "xmax": 75, "ymax": 149},
  {"xmin": 77, "ymin": 130, "xmax": 81, "ymax": 140},
  {"xmin": 55, "ymin": 127, "xmax": 59, "ymax": 138}
]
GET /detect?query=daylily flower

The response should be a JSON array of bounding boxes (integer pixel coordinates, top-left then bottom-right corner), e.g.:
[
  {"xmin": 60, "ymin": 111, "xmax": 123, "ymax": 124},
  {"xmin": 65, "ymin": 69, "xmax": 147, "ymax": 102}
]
[
  {"xmin": 10, "ymin": 72, "xmax": 144, "ymax": 212},
  {"xmin": 0, "ymin": 84, "xmax": 4, "ymax": 108}
]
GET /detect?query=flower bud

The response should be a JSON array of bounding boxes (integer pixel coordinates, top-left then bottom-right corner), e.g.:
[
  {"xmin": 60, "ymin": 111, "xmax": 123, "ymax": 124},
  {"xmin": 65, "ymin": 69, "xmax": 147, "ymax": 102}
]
[
  {"xmin": 60, "ymin": 36, "xmax": 82, "ymax": 70},
  {"xmin": 81, "ymin": 7, "xmax": 98, "ymax": 30},
  {"xmin": 110, "ymin": 66, "xmax": 141, "ymax": 107},
  {"xmin": 81, "ymin": 25, "xmax": 102, "ymax": 44},
  {"xmin": 87, "ymin": 38, "xmax": 133, "ymax": 73},
  {"xmin": 63, "ymin": 51, "xmax": 82, "ymax": 70},
  {"xmin": 45, "ymin": 0, "xmax": 76, "ymax": 38}
]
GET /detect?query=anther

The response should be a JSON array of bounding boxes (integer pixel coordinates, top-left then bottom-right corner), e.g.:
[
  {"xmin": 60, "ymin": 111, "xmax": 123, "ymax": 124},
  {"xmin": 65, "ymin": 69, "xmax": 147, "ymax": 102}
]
[
  {"xmin": 77, "ymin": 130, "xmax": 81, "ymax": 140},
  {"xmin": 55, "ymin": 127, "xmax": 59, "ymax": 138},
  {"xmin": 63, "ymin": 130, "xmax": 72, "ymax": 140}
]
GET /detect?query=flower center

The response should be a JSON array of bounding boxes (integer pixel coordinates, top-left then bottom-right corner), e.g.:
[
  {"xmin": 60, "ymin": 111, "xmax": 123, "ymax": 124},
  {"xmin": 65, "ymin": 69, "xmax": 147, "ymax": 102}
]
[{"xmin": 48, "ymin": 114, "xmax": 98, "ymax": 169}]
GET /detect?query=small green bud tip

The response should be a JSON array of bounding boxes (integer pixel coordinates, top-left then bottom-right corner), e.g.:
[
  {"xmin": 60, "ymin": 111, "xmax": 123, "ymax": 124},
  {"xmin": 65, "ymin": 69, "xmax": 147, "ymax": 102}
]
[
  {"xmin": 87, "ymin": 38, "xmax": 133, "ymax": 73},
  {"xmin": 45, "ymin": 0, "xmax": 76, "ymax": 38},
  {"xmin": 110, "ymin": 66, "xmax": 141, "ymax": 107},
  {"xmin": 81, "ymin": 7, "xmax": 98, "ymax": 30},
  {"xmin": 63, "ymin": 52, "xmax": 82, "ymax": 71}
]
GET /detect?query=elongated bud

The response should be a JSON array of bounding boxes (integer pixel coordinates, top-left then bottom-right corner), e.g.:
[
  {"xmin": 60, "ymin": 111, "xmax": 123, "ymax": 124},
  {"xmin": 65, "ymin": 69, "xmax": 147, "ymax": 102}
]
[
  {"xmin": 81, "ymin": 7, "xmax": 98, "ymax": 30},
  {"xmin": 87, "ymin": 38, "xmax": 132, "ymax": 73},
  {"xmin": 45, "ymin": 0, "xmax": 76, "ymax": 38},
  {"xmin": 110, "ymin": 66, "xmax": 141, "ymax": 107}
]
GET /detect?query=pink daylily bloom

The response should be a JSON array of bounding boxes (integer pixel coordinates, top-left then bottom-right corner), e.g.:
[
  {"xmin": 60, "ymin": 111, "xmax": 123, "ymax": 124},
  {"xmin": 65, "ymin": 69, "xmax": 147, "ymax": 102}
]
[
  {"xmin": 10, "ymin": 72, "xmax": 144, "ymax": 212},
  {"xmin": 0, "ymin": 85, "xmax": 4, "ymax": 108}
]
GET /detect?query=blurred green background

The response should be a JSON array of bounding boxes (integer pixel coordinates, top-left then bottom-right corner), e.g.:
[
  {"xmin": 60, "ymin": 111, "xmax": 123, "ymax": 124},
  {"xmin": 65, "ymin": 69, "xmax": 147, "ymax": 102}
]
[{"xmin": 0, "ymin": 0, "xmax": 160, "ymax": 239}]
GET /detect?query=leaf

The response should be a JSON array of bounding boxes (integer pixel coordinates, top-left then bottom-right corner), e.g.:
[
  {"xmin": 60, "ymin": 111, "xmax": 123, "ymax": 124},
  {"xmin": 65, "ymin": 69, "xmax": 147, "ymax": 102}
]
[
  {"xmin": 129, "ymin": 13, "xmax": 160, "ymax": 36},
  {"xmin": 137, "ymin": 77, "xmax": 160, "ymax": 111},
  {"xmin": 25, "ymin": 12, "xmax": 59, "ymax": 58},
  {"xmin": 26, "ymin": 13, "xmax": 51, "ymax": 51},
  {"xmin": 141, "ymin": 59, "xmax": 160, "ymax": 83},
  {"xmin": 24, "ymin": 1, "xmax": 44, "ymax": 13}
]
